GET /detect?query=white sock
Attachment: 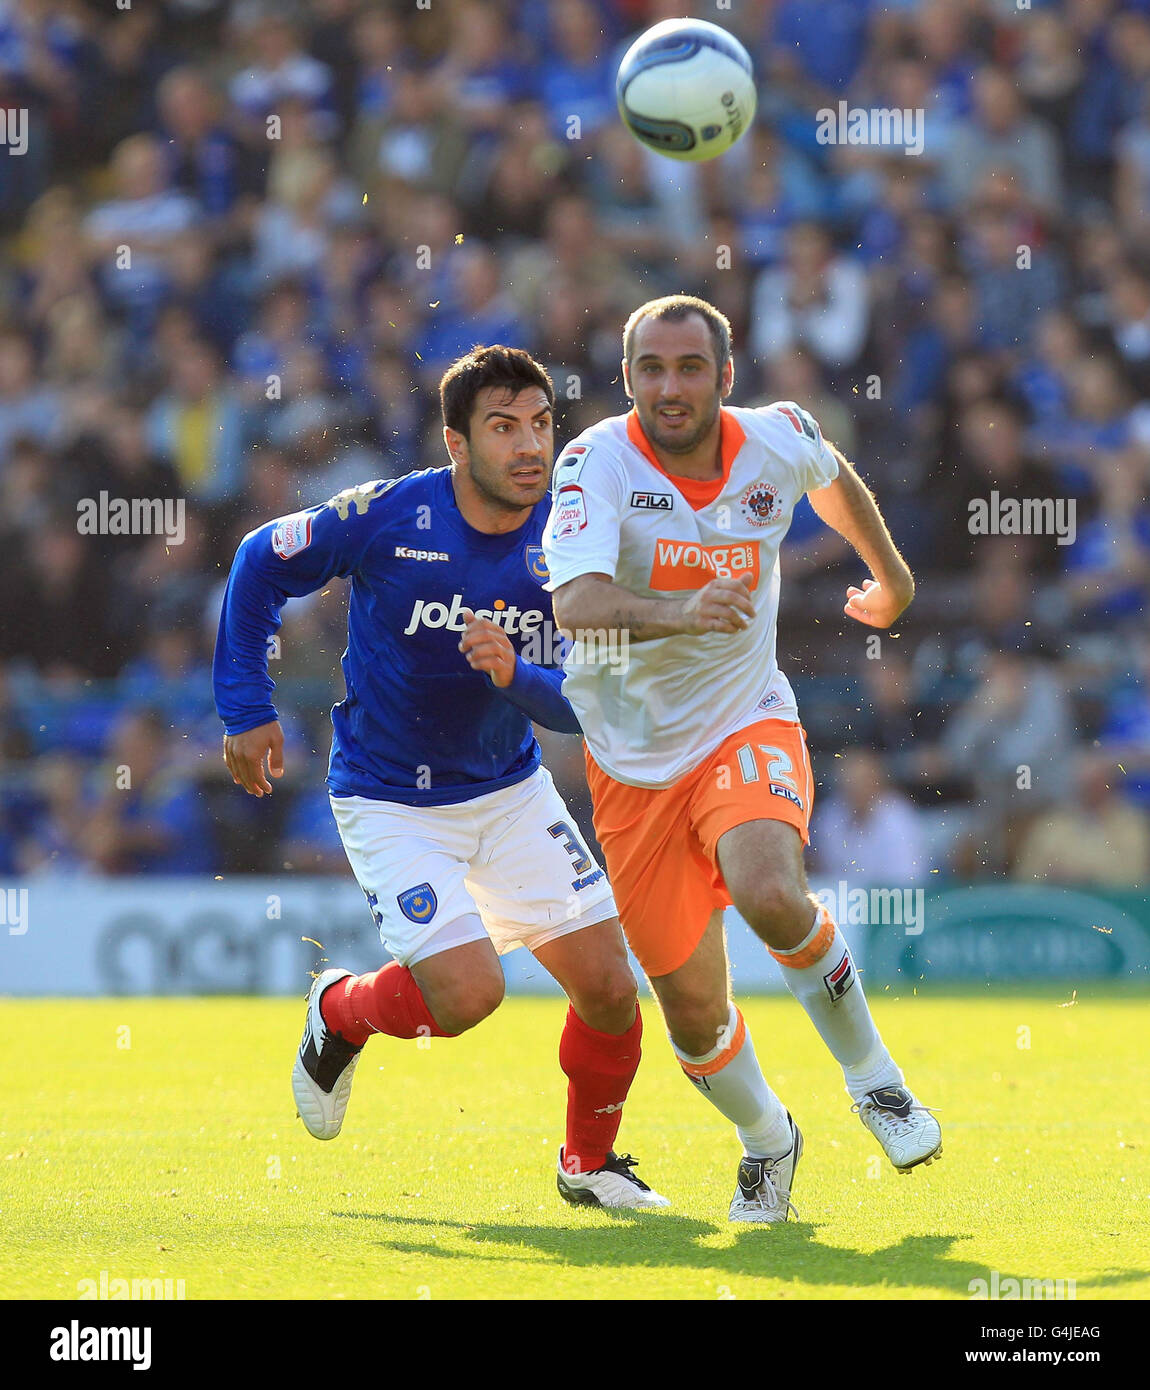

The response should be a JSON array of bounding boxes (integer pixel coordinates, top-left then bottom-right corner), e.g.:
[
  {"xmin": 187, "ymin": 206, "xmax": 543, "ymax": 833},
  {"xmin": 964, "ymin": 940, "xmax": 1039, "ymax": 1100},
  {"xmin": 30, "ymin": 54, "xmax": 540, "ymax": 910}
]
[
  {"xmin": 671, "ymin": 1003, "xmax": 793, "ymax": 1157},
  {"xmin": 773, "ymin": 905, "xmax": 903, "ymax": 1103}
]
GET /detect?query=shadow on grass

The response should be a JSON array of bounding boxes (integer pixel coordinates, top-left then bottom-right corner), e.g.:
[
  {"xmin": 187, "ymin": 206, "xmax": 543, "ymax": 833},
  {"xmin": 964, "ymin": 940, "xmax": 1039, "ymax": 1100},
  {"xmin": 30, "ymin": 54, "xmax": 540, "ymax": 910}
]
[{"xmin": 329, "ymin": 1211, "xmax": 1147, "ymax": 1297}]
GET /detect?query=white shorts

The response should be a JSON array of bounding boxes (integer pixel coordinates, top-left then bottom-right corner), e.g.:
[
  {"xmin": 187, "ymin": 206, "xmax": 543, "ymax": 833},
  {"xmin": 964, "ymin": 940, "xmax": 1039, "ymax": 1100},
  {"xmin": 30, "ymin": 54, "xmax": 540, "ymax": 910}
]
[{"xmin": 330, "ymin": 766, "xmax": 618, "ymax": 966}]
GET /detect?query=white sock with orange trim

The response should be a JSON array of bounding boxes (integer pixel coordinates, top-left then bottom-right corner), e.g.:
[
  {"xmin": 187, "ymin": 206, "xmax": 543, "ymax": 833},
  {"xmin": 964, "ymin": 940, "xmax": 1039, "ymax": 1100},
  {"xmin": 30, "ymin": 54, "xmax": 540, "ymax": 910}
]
[
  {"xmin": 771, "ymin": 904, "xmax": 902, "ymax": 1102},
  {"xmin": 670, "ymin": 1003, "xmax": 794, "ymax": 1158}
]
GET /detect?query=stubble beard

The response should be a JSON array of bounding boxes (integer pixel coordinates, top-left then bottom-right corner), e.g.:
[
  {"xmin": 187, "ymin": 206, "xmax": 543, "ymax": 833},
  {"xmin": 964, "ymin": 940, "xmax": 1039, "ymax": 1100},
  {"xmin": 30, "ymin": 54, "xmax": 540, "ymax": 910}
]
[
  {"xmin": 468, "ymin": 451, "xmax": 549, "ymax": 514},
  {"xmin": 642, "ymin": 393, "xmax": 722, "ymax": 455}
]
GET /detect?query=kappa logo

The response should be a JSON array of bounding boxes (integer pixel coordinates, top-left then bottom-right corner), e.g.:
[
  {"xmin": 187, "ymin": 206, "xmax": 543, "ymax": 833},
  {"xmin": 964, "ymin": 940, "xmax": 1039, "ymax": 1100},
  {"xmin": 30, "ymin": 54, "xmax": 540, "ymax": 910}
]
[
  {"xmin": 631, "ymin": 490, "xmax": 674, "ymax": 511},
  {"xmin": 823, "ymin": 949, "xmax": 855, "ymax": 1002},
  {"xmin": 740, "ymin": 481, "xmax": 781, "ymax": 527},
  {"xmin": 394, "ymin": 546, "xmax": 450, "ymax": 562}
]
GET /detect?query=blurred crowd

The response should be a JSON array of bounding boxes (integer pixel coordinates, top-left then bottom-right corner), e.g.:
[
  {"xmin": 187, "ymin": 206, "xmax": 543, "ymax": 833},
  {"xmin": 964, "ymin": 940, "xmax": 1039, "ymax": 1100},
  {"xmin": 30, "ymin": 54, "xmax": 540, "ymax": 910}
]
[{"xmin": 0, "ymin": 0, "xmax": 1148, "ymax": 887}]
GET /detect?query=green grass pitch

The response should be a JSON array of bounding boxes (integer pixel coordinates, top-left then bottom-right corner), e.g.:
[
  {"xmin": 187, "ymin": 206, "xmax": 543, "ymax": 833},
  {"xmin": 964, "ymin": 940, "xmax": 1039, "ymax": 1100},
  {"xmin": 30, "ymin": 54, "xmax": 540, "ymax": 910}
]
[{"xmin": 3, "ymin": 989, "xmax": 1148, "ymax": 1300}]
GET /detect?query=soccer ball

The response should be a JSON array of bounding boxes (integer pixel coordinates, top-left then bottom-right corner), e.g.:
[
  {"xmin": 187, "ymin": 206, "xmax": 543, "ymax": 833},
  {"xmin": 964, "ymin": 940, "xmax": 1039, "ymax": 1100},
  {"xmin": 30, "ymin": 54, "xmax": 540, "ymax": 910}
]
[{"xmin": 616, "ymin": 18, "xmax": 757, "ymax": 163}]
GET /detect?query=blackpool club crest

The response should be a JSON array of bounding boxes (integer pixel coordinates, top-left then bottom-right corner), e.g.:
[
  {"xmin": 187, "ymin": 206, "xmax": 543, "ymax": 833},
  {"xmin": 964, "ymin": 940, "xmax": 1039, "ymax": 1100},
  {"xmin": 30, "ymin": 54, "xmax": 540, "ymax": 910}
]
[{"xmin": 739, "ymin": 480, "xmax": 781, "ymax": 527}]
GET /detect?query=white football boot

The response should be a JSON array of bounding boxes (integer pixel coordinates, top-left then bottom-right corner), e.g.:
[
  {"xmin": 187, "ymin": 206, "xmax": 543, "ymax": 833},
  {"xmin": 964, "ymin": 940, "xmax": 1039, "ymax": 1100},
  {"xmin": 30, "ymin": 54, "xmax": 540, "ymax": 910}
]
[
  {"xmin": 729, "ymin": 1112, "xmax": 802, "ymax": 1223},
  {"xmin": 292, "ymin": 968, "xmax": 363, "ymax": 1140},
  {"xmin": 853, "ymin": 1085, "xmax": 942, "ymax": 1172},
  {"xmin": 556, "ymin": 1150, "xmax": 672, "ymax": 1209}
]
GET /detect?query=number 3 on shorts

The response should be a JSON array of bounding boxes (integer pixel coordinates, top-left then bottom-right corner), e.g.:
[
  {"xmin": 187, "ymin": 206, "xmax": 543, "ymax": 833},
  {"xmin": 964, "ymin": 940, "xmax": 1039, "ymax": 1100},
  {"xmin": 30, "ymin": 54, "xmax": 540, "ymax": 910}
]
[
  {"xmin": 548, "ymin": 819, "xmax": 593, "ymax": 874},
  {"xmin": 734, "ymin": 743, "xmax": 798, "ymax": 790}
]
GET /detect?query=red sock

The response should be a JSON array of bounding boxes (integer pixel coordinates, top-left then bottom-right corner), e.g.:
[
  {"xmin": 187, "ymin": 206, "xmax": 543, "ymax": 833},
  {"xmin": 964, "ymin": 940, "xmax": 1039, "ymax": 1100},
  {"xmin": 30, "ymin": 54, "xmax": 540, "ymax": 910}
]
[
  {"xmin": 320, "ymin": 963, "xmax": 456, "ymax": 1046},
  {"xmin": 559, "ymin": 1003, "xmax": 642, "ymax": 1175}
]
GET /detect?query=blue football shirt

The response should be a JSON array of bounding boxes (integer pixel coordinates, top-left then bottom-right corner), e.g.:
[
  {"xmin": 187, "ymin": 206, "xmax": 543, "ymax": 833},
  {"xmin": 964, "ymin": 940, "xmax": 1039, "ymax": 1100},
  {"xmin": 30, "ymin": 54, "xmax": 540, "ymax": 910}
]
[{"xmin": 213, "ymin": 468, "xmax": 578, "ymax": 806}]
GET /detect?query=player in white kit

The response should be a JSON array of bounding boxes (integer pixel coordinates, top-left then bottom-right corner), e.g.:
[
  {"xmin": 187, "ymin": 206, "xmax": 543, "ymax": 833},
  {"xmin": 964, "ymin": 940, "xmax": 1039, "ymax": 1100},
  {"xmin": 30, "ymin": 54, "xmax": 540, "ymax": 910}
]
[{"xmin": 542, "ymin": 296, "xmax": 942, "ymax": 1222}]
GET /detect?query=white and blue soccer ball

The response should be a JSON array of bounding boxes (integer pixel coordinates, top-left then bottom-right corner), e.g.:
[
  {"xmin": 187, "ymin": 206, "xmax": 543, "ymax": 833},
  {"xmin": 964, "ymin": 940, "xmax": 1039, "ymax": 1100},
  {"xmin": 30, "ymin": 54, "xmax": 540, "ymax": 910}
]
[{"xmin": 616, "ymin": 18, "xmax": 757, "ymax": 163}]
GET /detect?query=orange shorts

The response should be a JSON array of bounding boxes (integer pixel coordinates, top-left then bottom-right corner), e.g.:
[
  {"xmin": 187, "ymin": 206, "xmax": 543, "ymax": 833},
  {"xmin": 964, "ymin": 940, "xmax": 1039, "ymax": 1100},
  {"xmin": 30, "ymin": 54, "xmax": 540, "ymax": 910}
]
[{"xmin": 585, "ymin": 719, "xmax": 814, "ymax": 979}]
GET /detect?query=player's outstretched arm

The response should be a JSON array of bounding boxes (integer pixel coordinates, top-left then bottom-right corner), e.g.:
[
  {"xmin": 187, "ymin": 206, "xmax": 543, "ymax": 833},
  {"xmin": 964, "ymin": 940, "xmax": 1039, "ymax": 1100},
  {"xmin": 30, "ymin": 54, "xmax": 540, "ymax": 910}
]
[
  {"xmin": 214, "ymin": 482, "xmax": 395, "ymax": 783},
  {"xmin": 807, "ymin": 446, "xmax": 915, "ymax": 629},
  {"xmin": 553, "ymin": 571, "xmax": 755, "ymax": 641}
]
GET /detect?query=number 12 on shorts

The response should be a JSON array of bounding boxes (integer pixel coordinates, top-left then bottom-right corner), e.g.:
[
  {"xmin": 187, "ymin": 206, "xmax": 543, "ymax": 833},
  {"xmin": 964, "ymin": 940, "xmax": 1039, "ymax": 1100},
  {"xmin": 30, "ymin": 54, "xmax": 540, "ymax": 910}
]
[{"xmin": 734, "ymin": 743, "xmax": 805, "ymax": 810}]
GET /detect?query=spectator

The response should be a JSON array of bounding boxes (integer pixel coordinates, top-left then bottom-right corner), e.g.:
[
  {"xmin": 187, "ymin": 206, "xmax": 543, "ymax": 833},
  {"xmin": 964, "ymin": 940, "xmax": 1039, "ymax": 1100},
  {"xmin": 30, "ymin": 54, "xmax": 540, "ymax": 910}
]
[
  {"xmin": 411, "ymin": 242, "xmax": 527, "ymax": 383},
  {"xmin": 538, "ymin": 0, "xmax": 615, "ymax": 140},
  {"xmin": 1013, "ymin": 750, "xmax": 1150, "ymax": 887},
  {"xmin": 961, "ymin": 203, "xmax": 1064, "ymax": 352},
  {"xmin": 941, "ymin": 65, "xmax": 1063, "ymax": 215},
  {"xmin": 0, "ymin": 328, "xmax": 60, "ymax": 463},
  {"xmin": 0, "ymin": 511, "xmax": 126, "ymax": 679},
  {"xmin": 811, "ymin": 748, "xmax": 929, "ymax": 886},
  {"xmin": 750, "ymin": 222, "xmax": 870, "ymax": 372},
  {"xmin": 939, "ymin": 648, "xmax": 1076, "ymax": 874},
  {"xmin": 83, "ymin": 133, "xmax": 200, "ymax": 341},
  {"xmin": 146, "ymin": 339, "xmax": 246, "ymax": 501},
  {"xmin": 81, "ymin": 709, "xmax": 216, "ymax": 874},
  {"xmin": 1059, "ymin": 449, "xmax": 1150, "ymax": 631},
  {"xmin": 156, "ymin": 65, "xmax": 243, "ymax": 222},
  {"xmin": 227, "ymin": 6, "xmax": 336, "ymax": 145}
]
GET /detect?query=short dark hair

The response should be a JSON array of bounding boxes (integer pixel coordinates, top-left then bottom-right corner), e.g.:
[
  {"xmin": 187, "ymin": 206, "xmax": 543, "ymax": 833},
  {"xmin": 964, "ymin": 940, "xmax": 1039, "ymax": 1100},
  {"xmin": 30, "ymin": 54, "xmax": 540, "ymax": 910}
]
[
  {"xmin": 623, "ymin": 295, "xmax": 733, "ymax": 369},
  {"xmin": 439, "ymin": 345, "xmax": 555, "ymax": 438}
]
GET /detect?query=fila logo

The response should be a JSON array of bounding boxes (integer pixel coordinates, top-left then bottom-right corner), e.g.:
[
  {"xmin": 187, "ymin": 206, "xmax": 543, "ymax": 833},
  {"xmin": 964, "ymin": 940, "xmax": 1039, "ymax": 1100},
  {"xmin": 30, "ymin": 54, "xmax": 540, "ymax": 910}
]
[
  {"xmin": 770, "ymin": 782, "xmax": 803, "ymax": 809},
  {"xmin": 394, "ymin": 546, "xmax": 450, "ymax": 561},
  {"xmin": 631, "ymin": 490, "xmax": 674, "ymax": 511},
  {"xmin": 823, "ymin": 949, "xmax": 855, "ymax": 1003}
]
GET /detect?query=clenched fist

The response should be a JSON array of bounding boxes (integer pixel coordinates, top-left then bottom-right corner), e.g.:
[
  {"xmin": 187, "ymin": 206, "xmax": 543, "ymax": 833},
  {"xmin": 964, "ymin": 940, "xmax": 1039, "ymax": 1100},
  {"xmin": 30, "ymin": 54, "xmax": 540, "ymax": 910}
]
[
  {"xmin": 681, "ymin": 574, "xmax": 756, "ymax": 635},
  {"xmin": 459, "ymin": 608, "xmax": 517, "ymax": 687}
]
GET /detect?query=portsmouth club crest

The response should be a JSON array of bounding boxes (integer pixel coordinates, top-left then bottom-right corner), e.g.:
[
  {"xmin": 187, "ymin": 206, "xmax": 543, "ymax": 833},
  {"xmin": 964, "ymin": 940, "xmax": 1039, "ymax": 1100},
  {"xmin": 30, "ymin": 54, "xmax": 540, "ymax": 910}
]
[
  {"xmin": 525, "ymin": 545, "xmax": 549, "ymax": 582},
  {"xmin": 398, "ymin": 883, "xmax": 437, "ymax": 924},
  {"xmin": 740, "ymin": 480, "xmax": 781, "ymax": 527}
]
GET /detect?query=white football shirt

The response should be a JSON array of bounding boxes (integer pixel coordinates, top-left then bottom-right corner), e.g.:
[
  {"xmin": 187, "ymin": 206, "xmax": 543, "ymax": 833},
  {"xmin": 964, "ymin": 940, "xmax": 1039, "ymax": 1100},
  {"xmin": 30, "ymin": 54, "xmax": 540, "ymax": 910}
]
[{"xmin": 542, "ymin": 402, "xmax": 839, "ymax": 787}]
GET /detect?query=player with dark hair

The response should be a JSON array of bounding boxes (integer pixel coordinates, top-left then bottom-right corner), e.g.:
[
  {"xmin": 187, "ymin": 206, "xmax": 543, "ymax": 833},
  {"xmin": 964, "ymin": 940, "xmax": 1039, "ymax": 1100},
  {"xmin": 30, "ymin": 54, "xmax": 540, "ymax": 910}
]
[
  {"xmin": 544, "ymin": 296, "xmax": 942, "ymax": 1222},
  {"xmin": 214, "ymin": 345, "xmax": 667, "ymax": 1209}
]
